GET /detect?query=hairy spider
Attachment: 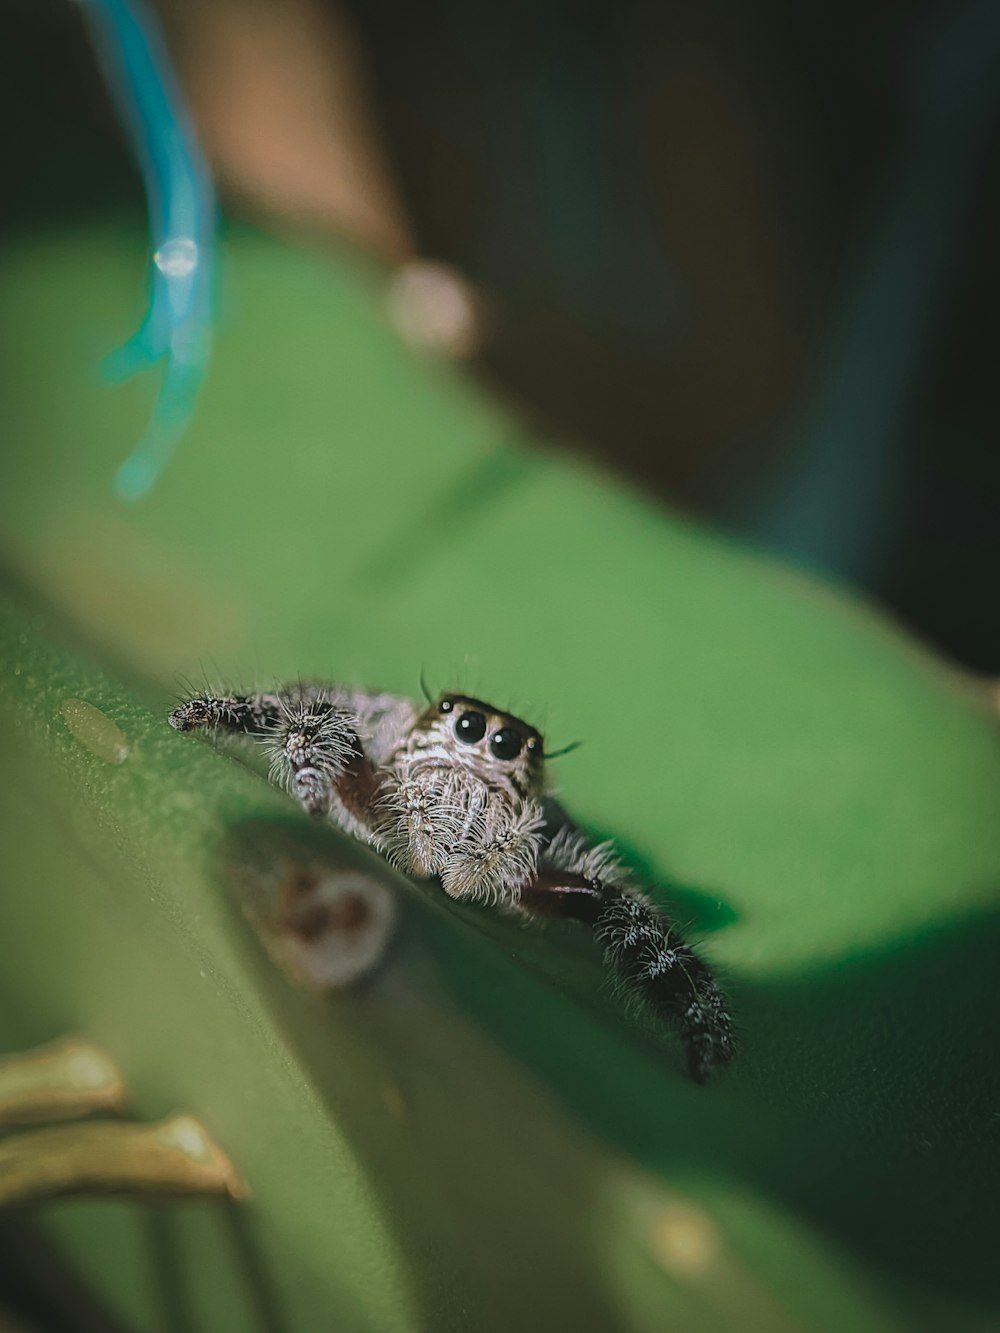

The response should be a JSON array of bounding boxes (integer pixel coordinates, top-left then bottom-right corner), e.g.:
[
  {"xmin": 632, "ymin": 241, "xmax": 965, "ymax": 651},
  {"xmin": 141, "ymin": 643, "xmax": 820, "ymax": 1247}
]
[{"xmin": 169, "ymin": 683, "xmax": 733, "ymax": 1081}]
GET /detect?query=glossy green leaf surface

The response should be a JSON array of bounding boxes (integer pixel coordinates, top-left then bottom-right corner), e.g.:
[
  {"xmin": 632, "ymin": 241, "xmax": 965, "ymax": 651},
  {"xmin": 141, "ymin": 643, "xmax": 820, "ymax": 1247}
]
[{"xmin": 0, "ymin": 221, "xmax": 998, "ymax": 1330}]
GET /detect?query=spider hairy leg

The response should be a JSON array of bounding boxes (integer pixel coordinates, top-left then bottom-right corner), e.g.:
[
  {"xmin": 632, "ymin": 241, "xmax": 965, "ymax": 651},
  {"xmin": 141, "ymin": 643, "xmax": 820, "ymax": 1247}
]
[
  {"xmin": 168, "ymin": 682, "xmax": 354, "ymax": 737},
  {"xmin": 373, "ymin": 767, "xmax": 466, "ymax": 879},
  {"xmin": 169, "ymin": 686, "xmax": 381, "ymax": 822},
  {"xmin": 440, "ymin": 799, "xmax": 547, "ymax": 907},
  {"xmin": 596, "ymin": 892, "xmax": 734, "ymax": 1083},
  {"xmin": 373, "ymin": 765, "xmax": 545, "ymax": 901},
  {"xmin": 268, "ymin": 699, "xmax": 362, "ymax": 816},
  {"xmin": 518, "ymin": 868, "xmax": 607, "ymax": 921},
  {"xmin": 169, "ymin": 691, "xmax": 281, "ymax": 734},
  {"xmin": 530, "ymin": 829, "xmax": 734, "ymax": 1082}
]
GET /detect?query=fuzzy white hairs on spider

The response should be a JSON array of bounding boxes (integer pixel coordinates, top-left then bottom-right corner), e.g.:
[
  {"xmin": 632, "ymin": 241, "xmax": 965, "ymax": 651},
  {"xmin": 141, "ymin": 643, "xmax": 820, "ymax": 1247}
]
[{"xmin": 170, "ymin": 683, "xmax": 733, "ymax": 1081}]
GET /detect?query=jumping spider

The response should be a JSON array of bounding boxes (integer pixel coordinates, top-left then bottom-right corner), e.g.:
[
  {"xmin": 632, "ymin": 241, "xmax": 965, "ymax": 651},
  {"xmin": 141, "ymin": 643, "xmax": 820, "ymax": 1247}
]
[{"xmin": 169, "ymin": 683, "xmax": 733, "ymax": 1081}]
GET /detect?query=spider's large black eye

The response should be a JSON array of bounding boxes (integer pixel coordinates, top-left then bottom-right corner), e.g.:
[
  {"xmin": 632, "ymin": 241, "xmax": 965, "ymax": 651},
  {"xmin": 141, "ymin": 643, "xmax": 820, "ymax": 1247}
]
[
  {"xmin": 490, "ymin": 728, "xmax": 523, "ymax": 760},
  {"xmin": 455, "ymin": 710, "xmax": 487, "ymax": 743}
]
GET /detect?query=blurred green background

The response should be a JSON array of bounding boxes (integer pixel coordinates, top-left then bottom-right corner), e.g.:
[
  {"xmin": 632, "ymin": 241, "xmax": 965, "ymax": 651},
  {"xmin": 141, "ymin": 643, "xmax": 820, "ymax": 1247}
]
[{"xmin": 1, "ymin": 2, "xmax": 999, "ymax": 1330}]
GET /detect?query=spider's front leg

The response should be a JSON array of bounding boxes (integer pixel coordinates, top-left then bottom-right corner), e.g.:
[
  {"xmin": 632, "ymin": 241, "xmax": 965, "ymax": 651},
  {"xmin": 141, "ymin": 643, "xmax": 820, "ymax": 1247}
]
[
  {"xmin": 524, "ymin": 830, "xmax": 734, "ymax": 1084},
  {"xmin": 439, "ymin": 793, "xmax": 547, "ymax": 908},
  {"xmin": 374, "ymin": 760, "xmax": 547, "ymax": 903},
  {"xmin": 169, "ymin": 686, "xmax": 380, "ymax": 824}
]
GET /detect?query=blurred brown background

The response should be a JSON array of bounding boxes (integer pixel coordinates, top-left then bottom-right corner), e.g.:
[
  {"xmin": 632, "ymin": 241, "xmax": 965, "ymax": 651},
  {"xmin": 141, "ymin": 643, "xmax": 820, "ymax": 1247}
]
[{"xmin": 3, "ymin": 0, "xmax": 1000, "ymax": 669}]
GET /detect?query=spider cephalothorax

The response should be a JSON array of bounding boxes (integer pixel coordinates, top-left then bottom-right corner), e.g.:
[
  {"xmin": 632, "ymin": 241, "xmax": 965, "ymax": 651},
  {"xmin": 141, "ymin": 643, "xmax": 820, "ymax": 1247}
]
[
  {"xmin": 402, "ymin": 695, "xmax": 544, "ymax": 795},
  {"xmin": 169, "ymin": 681, "xmax": 733, "ymax": 1081}
]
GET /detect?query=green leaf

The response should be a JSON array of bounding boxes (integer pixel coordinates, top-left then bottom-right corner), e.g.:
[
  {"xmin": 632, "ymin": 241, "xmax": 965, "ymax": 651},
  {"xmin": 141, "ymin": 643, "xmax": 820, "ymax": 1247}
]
[{"xmin": 1, "ymin": 221, "xmax": 998, "ymax": 1330}]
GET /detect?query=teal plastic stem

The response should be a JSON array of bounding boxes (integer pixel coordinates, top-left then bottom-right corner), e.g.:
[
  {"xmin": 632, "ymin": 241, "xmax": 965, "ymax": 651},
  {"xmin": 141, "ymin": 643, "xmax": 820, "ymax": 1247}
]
[{"xmin": 79, "ymin": 0, "xmax": 217, "ymax": 501}]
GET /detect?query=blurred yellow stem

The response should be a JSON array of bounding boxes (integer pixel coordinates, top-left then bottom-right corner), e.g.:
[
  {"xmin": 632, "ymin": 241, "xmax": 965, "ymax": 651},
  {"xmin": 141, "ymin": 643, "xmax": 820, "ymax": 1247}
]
[
  {"xmin": 0, "ymin": 1114, "xmax": 247, "ymax": 1207},
  {"xmin": 0, "ymin": 1038, "xmax": 127, "ymax": 1126}
]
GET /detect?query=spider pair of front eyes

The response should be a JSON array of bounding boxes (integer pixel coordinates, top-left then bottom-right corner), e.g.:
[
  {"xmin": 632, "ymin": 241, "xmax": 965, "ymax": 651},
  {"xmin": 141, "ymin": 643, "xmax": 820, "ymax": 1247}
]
[{"xmin": 438, "ymin": 701, "xmax": 531, "ymax": 760}]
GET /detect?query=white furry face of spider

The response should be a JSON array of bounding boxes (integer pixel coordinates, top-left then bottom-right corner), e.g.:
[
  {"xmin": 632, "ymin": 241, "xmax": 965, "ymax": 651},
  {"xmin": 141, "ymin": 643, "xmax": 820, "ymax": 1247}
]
[{"xmin": 404, "ymin": 694, "xmax": 545, "ymax": 800}]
